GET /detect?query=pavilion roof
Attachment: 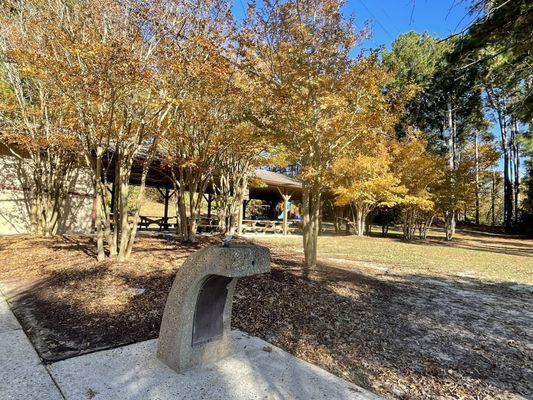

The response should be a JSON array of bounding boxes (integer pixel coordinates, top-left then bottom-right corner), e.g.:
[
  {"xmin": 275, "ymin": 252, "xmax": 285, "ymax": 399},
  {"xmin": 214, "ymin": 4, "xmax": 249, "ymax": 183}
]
[
  {"xmin": 248, "ymin": 169, "xmax": 302, "ymax": 201},
  {"xmin": 106, "ymin": 151, "xmax": 303, "ymax": 201},
  {"xmin": 252, "ymin": 169, "xmax": 302, "ymax": 190}
]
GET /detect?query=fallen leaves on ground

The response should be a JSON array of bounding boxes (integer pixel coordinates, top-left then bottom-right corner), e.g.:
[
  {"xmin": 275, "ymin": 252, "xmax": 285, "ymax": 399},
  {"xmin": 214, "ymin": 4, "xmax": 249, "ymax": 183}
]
[{"xmin": 0, "ymin": 234, "xmax": 531, "ymax": 399}]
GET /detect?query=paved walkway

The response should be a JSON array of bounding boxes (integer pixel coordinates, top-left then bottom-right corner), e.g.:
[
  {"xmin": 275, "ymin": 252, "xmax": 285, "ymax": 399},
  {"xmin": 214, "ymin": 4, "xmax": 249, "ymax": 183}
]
[
  {"xmin": 1, "ymin": 289, "xmax": 379, "ymax": 400},
  {"xmin": 0, "ymin": 292, "xmax": 63, "ymax": 400},
  {"xmin": 49, "ymin": 331, "xmax": 380, "ymax": 400}
]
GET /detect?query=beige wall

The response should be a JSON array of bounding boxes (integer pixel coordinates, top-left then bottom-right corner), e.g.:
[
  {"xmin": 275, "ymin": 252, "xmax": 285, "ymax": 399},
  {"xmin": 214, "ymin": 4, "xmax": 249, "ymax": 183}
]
[{"xmin": 0, "ymin": 145, "xmax": 94, "ymax": 235}]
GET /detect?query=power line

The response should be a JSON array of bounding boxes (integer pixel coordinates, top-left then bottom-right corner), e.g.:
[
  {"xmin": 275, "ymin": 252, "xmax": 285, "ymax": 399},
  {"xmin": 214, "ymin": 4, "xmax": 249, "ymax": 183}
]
[{"xmin": 356, "ymin": 0, "xmax": 394, "ymax": 40}]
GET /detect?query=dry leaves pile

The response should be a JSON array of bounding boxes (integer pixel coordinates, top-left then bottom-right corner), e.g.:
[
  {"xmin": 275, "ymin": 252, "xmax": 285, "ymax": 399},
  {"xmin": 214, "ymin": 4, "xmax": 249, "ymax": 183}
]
[{"xmin": 0, "ymin": 235, "xmax": 531, "ymax": 399}]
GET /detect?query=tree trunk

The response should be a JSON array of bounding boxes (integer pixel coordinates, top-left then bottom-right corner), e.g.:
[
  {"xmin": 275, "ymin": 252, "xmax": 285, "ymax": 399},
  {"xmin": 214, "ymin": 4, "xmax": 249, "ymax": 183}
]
[
  {"xmin": 171, "ymin": 165, "xmax": 210, "ymax": 243},
  {"xmin": 487, "ymin": 90, "xmax": 513, "ymax": 227},
  {"xmin": 445, "ymin": 210, "xmax": 456, "ymax": 241},
  {"xmin": 116, "ymin": 158, "xmax": 132, "ymax": 262},
  {"xmin": 503, "ymin": 137, "xmax": 513, "ymax": 227},
  {"xmin": 302, "ymin": 184, "xmax": 320, "ymax": 272},
  {"xmin": 124, "ymin": 149, "xmax": 154, "ymax": 260},
  {"xmin": 419, "ymin": 214, "xmax": 434, "ymax": 240},
  {"xmin": 474, "ymin": 131, "xmax": 480, "ymax": 225},
  {"xmin": 94, "ymin": 153, "xmax": 106, "ymax": 261},
  {"xmin": 491, "ymin": 169, "xmax": 496, "ymax": 226},
  {"xmin": 446, "ymin": 101, "xmax": 457, "ymax": 236},
  {"xmin": 354, "ymin": 205, "xmax": 366, "ymax": 237},
  {"xmin": 511, "ymin": 116, "xmax": 520, "ymax": 224},
  {"xmin": 402, "ymin": 208, "xmax": 416, "ymax": 241}
]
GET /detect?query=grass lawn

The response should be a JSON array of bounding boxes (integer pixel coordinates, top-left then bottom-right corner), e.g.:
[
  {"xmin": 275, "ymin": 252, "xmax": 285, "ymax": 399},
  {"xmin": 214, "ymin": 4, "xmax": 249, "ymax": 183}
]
[{"xmin": 251, "ymin": 227, "xmax": 533, "ymax": 284}]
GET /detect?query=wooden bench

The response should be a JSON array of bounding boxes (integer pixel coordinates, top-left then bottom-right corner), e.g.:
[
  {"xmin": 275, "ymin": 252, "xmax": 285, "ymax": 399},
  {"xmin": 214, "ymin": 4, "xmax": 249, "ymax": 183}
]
[{"xmin": 138, "ymin": 216, "xmax": 161, "ymax": 230}]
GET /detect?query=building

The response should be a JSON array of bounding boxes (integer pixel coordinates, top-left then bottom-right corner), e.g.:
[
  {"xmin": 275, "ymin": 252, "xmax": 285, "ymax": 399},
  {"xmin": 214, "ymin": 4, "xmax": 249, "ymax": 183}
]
[{"xmin": 0, "ymin": 143, "xmax": 94, "ymax": 235}]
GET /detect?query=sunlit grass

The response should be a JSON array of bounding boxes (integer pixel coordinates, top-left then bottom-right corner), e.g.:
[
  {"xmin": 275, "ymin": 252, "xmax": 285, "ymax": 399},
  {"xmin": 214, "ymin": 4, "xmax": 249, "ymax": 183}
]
[{"xmin": 251, "ymin": 228, "xmax": 533, "ymax": 284}]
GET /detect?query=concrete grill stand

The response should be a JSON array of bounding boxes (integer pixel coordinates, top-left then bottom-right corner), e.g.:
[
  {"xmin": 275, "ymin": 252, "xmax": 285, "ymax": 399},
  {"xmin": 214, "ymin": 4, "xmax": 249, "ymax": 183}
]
[{"xmin": 157, "ymin": 244, "xmax": 270, "ymax": 373}]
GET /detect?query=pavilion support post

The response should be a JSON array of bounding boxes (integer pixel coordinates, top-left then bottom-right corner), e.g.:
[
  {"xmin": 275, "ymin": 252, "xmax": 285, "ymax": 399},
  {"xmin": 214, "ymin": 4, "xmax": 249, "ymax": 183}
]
[
  {"xmin": 237, "ymin": 198, "xmax": 245, "ymax": 235},
  {"xmin": 164, "ymin": 188, "xmax": 170, "ymax": 220},
  {"xmin": 110, "ymin": 181, "xmax": 116, "ymax": 215},
  {"xmin": 207, "ymin": 194, "xmax": 213, "ymax": 218},
  {"xmin": 283, "ymin": 199, "xmax": 288, "ymax": 235},
  {"xmin": 242, "ymin": 200, "xmax": 249, "ymax": 220},
  {"xmin": 278, "ymin": 188, "xmax": 292, "ymax": 236}
]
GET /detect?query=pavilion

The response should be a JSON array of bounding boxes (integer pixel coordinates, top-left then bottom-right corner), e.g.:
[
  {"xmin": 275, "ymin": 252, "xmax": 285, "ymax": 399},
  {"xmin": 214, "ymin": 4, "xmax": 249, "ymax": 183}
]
[
  {"xmin": 0, "ymin": 143, "xmax": 302, "ymax": 236},
  {"xmin": 104, "ymin": 153, "xmax": 303, "ymax": 236}
]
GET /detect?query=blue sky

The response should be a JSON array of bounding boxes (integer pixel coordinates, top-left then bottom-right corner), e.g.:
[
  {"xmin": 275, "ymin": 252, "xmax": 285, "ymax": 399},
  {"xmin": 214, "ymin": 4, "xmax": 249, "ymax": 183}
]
[{"xmin": 231, "ymin": 0, "xmax": 476, "ymax": 50}]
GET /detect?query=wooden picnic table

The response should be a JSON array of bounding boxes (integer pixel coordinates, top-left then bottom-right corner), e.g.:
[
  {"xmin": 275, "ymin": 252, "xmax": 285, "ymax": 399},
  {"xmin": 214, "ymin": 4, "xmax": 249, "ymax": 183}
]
[
  {"xmin": 138, "ymin": 216, "xmax": 160, "ymax": 230},
  {"xmin": 138, "ymin": 215, "xmax": 222, "ymax": 233},
  {"xmin": 158, "ymin": 216, "xmax": 178, "ymax": 231},
  {"xmin": 241, "ymin": 219, "xmax": 262, "ymax": 234},
  {"xmin": 197, "ymin": 216, "xmax": 219, "ymax": 233},
  {"xmin": 242, "ymin": 219, "xmax": 294, "ymax": 234},
  {"xmin": 262, "ymin": 220, "xmax": 283, "ymax": 234},
  {"xmin": 336, "ymin": 217, "xmax": 355, "ymax": 233},
  {"xmin": 138, "ymin": 216, "xmax": 177, "ymax": 231}
]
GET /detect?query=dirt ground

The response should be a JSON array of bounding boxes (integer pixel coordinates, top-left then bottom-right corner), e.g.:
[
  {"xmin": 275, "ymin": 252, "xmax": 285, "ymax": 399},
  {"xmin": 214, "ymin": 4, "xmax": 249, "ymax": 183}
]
[{"xmin": 0, "ymin": 233, "xmax": 531, "ymax": 399}]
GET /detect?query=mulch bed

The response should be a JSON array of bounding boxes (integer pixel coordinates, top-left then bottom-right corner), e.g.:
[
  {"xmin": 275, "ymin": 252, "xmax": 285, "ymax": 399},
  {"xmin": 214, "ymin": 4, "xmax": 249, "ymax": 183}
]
[{"xmin": 0, "ymin": 235, "xmax": 531, "ymax": 399}]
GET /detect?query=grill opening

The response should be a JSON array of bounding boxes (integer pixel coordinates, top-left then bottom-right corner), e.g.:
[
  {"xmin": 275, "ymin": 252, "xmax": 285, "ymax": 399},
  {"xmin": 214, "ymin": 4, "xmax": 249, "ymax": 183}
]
[{"xmin": 192, "ymin": 275, "xmax": 232, "ymax": 346}]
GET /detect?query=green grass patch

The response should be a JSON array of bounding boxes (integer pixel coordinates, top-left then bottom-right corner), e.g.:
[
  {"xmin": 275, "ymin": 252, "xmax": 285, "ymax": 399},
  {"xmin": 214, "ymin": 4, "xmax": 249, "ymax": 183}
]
[{"xmin": 252, "ymin": 229, "xmax": 533, "ymax": 284}]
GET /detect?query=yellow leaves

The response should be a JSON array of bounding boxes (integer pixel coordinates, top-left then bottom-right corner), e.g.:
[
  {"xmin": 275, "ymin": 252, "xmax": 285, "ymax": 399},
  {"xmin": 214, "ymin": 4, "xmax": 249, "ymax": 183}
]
[
  {"xmin": 478, "ymin": 142, "xmax": 500, "ymax": 168},
  {"xmin": 388, "ymin": 129, "xmax": 443, "ymax": 212},
  {"xmin": 242, "ymin": 1, "xmax": 397, "ymax": 180},
  {"xmin": 331, "ymin": 147, "xmax": 407, "ymax": 209}
]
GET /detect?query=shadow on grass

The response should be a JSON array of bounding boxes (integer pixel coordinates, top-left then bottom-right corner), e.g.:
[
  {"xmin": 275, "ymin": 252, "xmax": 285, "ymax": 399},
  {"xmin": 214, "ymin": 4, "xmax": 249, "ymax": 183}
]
[
  {"xmin": 412, "ymin": 236, "xmax": 533, "ymax": 258},
  {"xmin": 361, "ymin": 226, "xmax": 533, "ymax": 258},
  {"xmin": 234, "ymin": 262, "xmax": 533, "ymax": 398}
]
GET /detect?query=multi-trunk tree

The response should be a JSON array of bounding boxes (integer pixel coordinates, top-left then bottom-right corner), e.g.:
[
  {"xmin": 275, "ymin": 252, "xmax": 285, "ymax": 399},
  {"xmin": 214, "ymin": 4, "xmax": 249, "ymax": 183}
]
[
  {"xmin": 158, "ymin": 0, "xmax": 252, "ymax": 242},
  {"xmin": 0, "ymin": 1, "xmax": 80, "ymax": 237},
  {"xmin": 390, "ymin": 130, "xmax": 442, "ymax": 241},
  {"xmin": 331, "ymin": 139, "xmax": 405, "ymax": 236},
  {"xmin": 213, "ymin": 120, "xmax": 267, "ymax": 235},
  {"xmin": 7, "ymin": 0, "xmax": 177, "ymax": 260},
  {"xmin": 242, "ymin": 0, "xmax": 399, "ymax": 269}
]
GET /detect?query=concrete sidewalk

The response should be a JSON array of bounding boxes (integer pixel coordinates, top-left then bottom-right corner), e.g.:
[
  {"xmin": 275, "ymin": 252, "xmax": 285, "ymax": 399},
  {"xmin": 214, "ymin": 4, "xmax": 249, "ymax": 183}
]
[
  {"xmin": 1, "ymin": 290, "xmax": 379, "ymax": 400},
  {"xmin": 49, "ymin": 331, "xmax": 380, "ymax": 400},
  {"xmin": 0, "ymin": 294, "xmax": 63, "ymax": 400}
]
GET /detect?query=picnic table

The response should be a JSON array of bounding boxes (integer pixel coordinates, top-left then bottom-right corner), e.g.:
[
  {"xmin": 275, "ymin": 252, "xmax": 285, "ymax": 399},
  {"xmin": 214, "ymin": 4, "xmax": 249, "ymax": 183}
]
[
  {"xmin": 197, "ymin": 216, "xmax": 219, "ymax": 233},
  {"xmin": 138, "ymin": 216, "xmax": 177, "ymax": 231},
  {"xmin": 241, "ymin": 219, "xmax": 262, "ymax": 234},
  {"xmin": 242, "ymin": 219, "xmax": 297, "ymax": 234},
  {"xmin": 138, "ymin": 215, "xmax": 222, "ymax": 233},
  {"xmin": 336, "ymin": 217, "xmax": 355, "ymax": 233}
]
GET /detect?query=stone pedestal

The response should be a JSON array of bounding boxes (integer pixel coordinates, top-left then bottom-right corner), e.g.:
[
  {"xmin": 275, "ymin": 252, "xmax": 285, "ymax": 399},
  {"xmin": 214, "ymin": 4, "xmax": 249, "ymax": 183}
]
[{"xmin": 157, "ymin": 244, "xmax": 270, "ymax": 373}]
